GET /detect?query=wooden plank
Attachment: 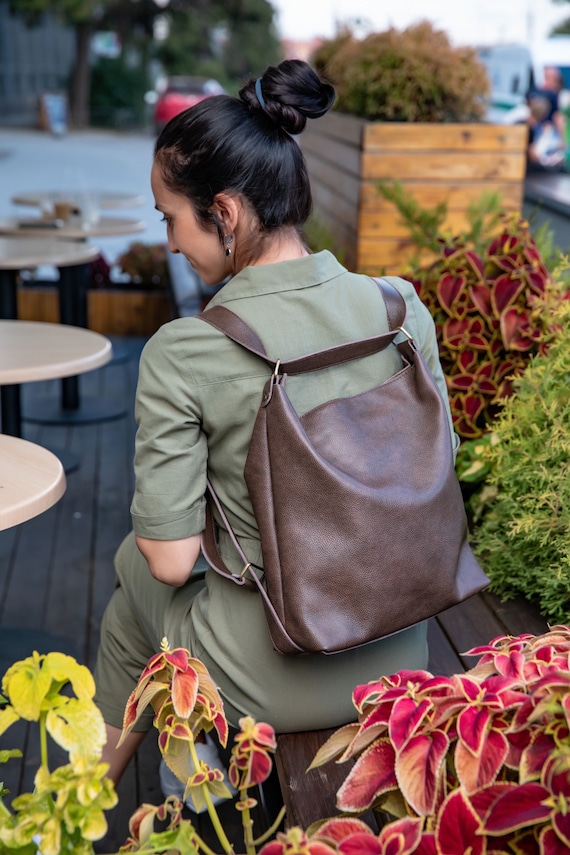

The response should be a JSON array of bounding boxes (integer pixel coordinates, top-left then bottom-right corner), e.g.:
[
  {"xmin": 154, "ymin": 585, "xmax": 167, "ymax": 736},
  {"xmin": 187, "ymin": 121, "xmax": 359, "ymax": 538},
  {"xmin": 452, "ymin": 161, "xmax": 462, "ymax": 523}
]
[
  {"xmin": 311, "ymin": 181, "xmax": 360, "ymax": 233},
  {"xmin": 481, "ymin": 591, "xmax": 549, "ymax": 637},
  {"xmin": 17, "ymin": 287, "xmax": 59, "ymax": 323},
  {"xmin": 275, "ymin": 730, "xmax": 379, "ymax": 831},
  {"xmin": 300, "ymin": 131, "xmax": 362, "ymax": 177},
  {"xmin": 360, "ymin": 181, "xmax": 525, "ymax": 211},
  {"xmin": 306, "ymin": 157, "xmax": 362, "ymax": 210},
  {"xmin": 436, "ymin": 595, "xmax": 507, "ymax": 670},
  {"xmin": 363, "ymin": 123, "xmax": 528, "ymax": 152},
  {"xmin": 358, "ymin": 209, "xmax": 477, "ymax": 239},
  {"xmin": 362, "ymin": 151, "xmax": 527, "ymax": 182},
  {"xmin": 356, "ymin": 236, "xmax": 435, "ymax": 270},
  {"xmin": 88, "ymin": 290, "xmax": 171, "ymax": 337},
  {"xmin": 304, "ymin": 111, "xmax": 365, "ymax": 148},
  {"xmin": 427, "ymin": 618, "xmax": 466, "ymax": 676}
]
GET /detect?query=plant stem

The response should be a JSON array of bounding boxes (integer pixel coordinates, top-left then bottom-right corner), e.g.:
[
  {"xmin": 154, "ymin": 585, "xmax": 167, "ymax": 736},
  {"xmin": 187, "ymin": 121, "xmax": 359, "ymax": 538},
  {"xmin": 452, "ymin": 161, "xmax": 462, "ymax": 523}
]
[
  {"xmin": 239, "ymin": 789, "xmax": 256, "ymax": 855},
  {"xmin": 253, "ymin": 806, "xmax": 286, "ymax": 846},
  {"xmin": 188, "ymin": 740, "xmax": 234, "ymax": 855},
  {"xmin": 39, "ymin": 711, "xmax": 49, "ymax": 770}
]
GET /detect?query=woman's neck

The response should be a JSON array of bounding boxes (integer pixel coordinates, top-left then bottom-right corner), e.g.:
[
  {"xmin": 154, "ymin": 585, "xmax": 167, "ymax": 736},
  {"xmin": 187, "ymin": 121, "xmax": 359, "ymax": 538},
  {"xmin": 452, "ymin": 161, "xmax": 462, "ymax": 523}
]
[{"xmin": 249, "ymin": 230, "xmax": 310, "ymax": 267}]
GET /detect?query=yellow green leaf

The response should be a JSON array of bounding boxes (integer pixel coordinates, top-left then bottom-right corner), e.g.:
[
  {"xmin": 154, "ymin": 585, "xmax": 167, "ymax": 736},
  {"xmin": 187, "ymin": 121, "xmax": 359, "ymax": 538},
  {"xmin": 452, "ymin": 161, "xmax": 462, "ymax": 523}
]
[
  {"xmin": 43, "ymin": 652, "xmax": 95, "ymax": 700},
  {"xmin": 0, "ymin": 705, "xmax": 20, "ymax": 736},
  {"xmin": 46, "ymin": 698, "xmax": 106, "ymax": 760},
  {"xmin": 4, "ymin": 657, "xmax": 52, "ymax": 720}
]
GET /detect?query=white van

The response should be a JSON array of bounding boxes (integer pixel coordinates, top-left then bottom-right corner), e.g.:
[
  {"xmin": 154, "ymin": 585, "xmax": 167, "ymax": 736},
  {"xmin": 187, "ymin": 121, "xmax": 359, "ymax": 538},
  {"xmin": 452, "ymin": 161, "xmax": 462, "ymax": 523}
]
[{"xmin": 478, "ymin": 37, "xmax": 570, "ymax": 123}]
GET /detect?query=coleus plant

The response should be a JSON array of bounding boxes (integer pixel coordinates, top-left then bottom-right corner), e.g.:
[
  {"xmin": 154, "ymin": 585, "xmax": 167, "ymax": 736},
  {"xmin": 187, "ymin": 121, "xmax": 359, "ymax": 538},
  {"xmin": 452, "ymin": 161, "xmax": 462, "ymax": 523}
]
[
  {"xmin": 377, "ymin": 182, "xmax": 568, "ymax": 440},
  {"xmin": 310, "ymin": 626, "xmax": 570, "ymax": 855},
  {"xmin": 408, "ymin": 213, "xmax": 561, "ymax": 439}
]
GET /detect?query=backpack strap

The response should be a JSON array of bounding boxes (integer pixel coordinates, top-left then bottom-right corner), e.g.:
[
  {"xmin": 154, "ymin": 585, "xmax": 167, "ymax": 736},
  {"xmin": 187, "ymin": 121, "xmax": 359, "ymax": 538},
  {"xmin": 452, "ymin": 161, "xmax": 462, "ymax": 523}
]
[{"xmin": 196, "ymin": 276, "xmax": 407, "ymax": 374}]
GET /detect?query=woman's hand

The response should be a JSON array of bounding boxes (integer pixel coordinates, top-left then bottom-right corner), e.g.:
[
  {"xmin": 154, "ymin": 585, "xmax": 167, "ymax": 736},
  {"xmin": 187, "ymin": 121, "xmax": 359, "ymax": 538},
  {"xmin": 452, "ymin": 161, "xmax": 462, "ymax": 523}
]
[{"xmin": 135, "ymin": 534, "xmax": 202, "ymax": 586}]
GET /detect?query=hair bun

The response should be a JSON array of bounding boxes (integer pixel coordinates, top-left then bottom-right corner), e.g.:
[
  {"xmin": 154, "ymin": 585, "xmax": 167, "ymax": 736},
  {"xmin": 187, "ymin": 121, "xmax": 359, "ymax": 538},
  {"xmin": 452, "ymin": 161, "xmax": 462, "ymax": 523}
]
[{"xmin": 239, "ymin": 59, "xmax": 336, "ymax": 135}]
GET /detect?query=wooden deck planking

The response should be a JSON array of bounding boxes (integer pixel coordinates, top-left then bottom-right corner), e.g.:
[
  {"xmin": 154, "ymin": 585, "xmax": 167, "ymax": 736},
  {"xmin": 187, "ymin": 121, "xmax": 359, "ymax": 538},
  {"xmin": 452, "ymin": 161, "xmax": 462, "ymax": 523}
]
[{"xmin": 0, "ymin": 333, "xmax": 551, "ymax": 852}]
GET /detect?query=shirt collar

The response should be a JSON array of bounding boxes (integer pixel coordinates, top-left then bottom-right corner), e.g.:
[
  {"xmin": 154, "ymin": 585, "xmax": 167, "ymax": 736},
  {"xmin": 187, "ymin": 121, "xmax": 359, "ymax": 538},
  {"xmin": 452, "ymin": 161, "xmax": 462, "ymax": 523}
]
[{"xmin": 207, "ymin": 250, "xmax": 347, "ymax": 307}]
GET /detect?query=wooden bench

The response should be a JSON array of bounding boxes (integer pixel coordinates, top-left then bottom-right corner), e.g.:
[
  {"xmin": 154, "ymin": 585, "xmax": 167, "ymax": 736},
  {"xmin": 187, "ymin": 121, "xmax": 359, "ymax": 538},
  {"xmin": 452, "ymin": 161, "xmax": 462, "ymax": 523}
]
[
  {"xmin": 274, "ymin": 728, "xmax": 381, "ymax": 832},
  {"xmin": 271, "ymin": 593, "xmax": 551, "ymax": 835}
]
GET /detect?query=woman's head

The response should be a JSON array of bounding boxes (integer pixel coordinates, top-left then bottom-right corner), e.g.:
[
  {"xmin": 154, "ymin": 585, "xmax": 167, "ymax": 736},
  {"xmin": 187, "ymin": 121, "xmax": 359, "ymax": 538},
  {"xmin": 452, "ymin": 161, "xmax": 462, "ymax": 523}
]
[{"xmin": 152, "ymin": 60, "xmax": 335, "ymax": 275}]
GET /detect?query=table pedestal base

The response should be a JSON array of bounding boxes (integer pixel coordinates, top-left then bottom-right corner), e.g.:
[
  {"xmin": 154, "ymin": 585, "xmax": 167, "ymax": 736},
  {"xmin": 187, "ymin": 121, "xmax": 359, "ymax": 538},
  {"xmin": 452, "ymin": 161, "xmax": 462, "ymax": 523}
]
[{"xmin": 24, "ymin": 396, "xmax": 127, "ymax": 426}]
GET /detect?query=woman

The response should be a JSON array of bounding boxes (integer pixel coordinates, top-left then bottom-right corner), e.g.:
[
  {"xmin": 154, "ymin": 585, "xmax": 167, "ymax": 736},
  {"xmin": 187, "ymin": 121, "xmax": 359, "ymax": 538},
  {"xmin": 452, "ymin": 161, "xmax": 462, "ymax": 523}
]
[{"xmin": 94, "ymin": 59, "xmax": 459, "ymax": 787}]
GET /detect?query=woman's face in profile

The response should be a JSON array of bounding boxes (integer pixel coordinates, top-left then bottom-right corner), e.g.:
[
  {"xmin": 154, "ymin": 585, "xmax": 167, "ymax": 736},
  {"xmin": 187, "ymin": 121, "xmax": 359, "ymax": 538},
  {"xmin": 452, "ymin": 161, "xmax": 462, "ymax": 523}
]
[{"xmin": 151, "ymin": 161, "xmax": 228, "ymax": 287}]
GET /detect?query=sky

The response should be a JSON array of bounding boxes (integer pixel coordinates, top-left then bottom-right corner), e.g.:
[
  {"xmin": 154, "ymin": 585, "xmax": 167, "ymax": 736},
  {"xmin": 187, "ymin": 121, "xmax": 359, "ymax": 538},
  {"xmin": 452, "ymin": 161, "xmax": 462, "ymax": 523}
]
[{"xmin": 270, "ymin": 0, "xmax": 569, "ymax": 50}]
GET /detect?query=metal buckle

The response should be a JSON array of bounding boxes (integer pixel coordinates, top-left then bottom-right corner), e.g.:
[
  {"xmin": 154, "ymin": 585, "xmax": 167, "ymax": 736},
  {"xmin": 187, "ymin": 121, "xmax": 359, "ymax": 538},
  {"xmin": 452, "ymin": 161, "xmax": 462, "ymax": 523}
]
[
  {"xmin": 272, "ymin": 359, "xmax": 281, "ymax": 379},
  {"xmin": 398, "ymin": 325, "xmax": 413, "ymax": 340},
  {"xmin": 238, "ymin": 562, "xmax": 252, "ymax": 579}
]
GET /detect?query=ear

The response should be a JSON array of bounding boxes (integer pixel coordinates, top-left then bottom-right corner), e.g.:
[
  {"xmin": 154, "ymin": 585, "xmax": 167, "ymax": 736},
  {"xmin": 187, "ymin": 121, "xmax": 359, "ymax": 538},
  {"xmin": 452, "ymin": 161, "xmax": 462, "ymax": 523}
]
[{"xmin": 211, "ymin": 192, "xmax": 242, "ymax": 234}]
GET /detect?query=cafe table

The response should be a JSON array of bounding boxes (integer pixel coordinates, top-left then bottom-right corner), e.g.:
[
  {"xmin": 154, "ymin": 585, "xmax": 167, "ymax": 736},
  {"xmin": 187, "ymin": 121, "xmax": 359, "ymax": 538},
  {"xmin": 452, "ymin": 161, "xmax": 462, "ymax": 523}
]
[
  {"xmin": 0, "ymin": 219, "xmax": 144, "ymax": 425},
  {"xmin": 11, "ymin": 191, "xmax": 145, "ymax": 211},
  {"xmin": 0, "ymin": 434, "xmax": 66, "ymax": 531},
  {"xmin": 0, "ymin": 319, "xmax": 112, "ymax": 471}
]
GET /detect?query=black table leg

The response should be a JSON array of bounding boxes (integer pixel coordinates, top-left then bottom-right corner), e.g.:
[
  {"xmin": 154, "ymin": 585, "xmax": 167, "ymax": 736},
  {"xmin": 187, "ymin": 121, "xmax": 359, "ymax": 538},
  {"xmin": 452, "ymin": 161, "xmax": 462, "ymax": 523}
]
[
  {"xmin": 0, "ymin": 269, "xmax": 78, "ymax": 471},
  {"xmin": 23, "ymin": 262, "xmax": 127, "ymax": 426},
  {"xmin": 1, "ymin": 385, "xmax": 21, "ymax": 436}
]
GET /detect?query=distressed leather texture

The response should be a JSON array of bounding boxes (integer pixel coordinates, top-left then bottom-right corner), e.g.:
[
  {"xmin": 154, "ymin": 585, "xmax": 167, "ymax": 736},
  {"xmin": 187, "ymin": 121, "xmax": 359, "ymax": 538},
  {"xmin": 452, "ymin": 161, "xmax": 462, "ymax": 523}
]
[{"xmin": 199, "ymin": 278, "xmax": 489, "ymax": 655}]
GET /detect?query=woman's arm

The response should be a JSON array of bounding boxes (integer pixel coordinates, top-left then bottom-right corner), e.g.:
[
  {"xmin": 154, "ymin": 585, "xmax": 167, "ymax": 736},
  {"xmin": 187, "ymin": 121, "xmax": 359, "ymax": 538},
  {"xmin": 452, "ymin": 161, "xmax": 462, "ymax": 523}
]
[{"xmin": 135, "ymin": 533, "xmax": 202, "ymax": 586}]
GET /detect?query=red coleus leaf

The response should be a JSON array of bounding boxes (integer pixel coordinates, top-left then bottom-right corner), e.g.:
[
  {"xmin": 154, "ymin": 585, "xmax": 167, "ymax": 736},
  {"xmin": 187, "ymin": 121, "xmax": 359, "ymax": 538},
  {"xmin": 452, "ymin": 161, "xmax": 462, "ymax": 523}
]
[
  {"xmin": 540, "ymin": 826, "xmax": 570, "ymax": 855},
  {"xmin": 491, "ymin": 274, "xmax": 526, "ymax": 315},
  {"xmin": 457, "ymin": 705, "xmax": 491, "ymax": 756},
  {"xmin": 469, "ymin": 283, "xmax": 493, "ymax": 319},
  {"xmin": 376, "ymin": 817, "xmax": 424, "ymax": 855},
  {"xmin": 444, "ymin": 317, "xmax": 488, "ymax": 351},
  {"xmin": 437, "ymin": 274, "xmax": 467, "ymax": 316},
  {"xmin": 500, "ymin": 306, "xmax": 541, "ymax": 351},
  {"xmin": 435, "ymin": 789, "xmax": 485, "ymax": 855},
  {"xmin": 527, "ymin": 264, "xmax": 550, "ymax": 294},
  {"xmin": 455, "ymin": 726, "xmax": 509, "ymax": 793},
  {"xmin": 336, "ymin": 738, "xmax": 398, "ymax": 812},
  {"xmin": 464, "ymin": 250, "xmax": 485, "ymax": 278},
  {"xmin": 317, "ymin": 817, "xmax": 376, "ymax": 846},
  {"xmin": 395, "ymin": 729, "xmax": 449, "ymax": 816},
  {"xmin": 485, "ymin": 782, "xmax": 550, "ymax": 834},
  {"xmin": 456, "ymin": 349, "xmax": 479, "ymax": 372},
  {"xmin": 389, "ymin": 697, "xmax": 432, "ymax": 752}
]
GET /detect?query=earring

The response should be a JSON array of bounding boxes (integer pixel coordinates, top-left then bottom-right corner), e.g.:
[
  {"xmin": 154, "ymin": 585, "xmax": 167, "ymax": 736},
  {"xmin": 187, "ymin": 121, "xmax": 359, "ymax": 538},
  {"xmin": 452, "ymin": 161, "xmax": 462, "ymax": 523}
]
[{"xmin": 224, "ymin": 234, "xmax": 234, "ymax": 257}]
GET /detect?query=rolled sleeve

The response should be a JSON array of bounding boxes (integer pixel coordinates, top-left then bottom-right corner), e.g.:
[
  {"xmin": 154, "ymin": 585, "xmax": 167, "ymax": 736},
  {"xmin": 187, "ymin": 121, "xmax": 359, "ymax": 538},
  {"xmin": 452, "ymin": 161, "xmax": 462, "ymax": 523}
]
[{"xmin": 130, "ymin": 323, "xmax": 207, "ymax": 541}]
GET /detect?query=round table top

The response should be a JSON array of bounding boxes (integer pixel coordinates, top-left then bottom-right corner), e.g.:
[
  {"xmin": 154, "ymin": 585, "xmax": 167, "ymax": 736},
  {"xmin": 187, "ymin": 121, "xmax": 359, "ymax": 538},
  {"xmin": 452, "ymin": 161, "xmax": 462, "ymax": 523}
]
[
  {"xmin": 0, "ymin": 237, "xmax": 99, "ymax": 269},
  {"xmin": 0, "ymin": 320, "xmax": 112, "ymax": 384},
  {"xmin": 0, "ymin": 216, "xmax": 146, "ymax": 241},
  {"xmin": 0, "ymin": 434, "xmax": 66, "ymax": 530},
  {"xmin": 11, "ymin": 191, "xmax": 146, "ymax": 210}
]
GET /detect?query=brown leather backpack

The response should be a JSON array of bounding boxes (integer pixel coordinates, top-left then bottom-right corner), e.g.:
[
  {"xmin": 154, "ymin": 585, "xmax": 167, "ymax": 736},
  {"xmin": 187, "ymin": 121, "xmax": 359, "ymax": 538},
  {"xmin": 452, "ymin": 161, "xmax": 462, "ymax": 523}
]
[{"xmin": 199, "ymin": 277, "xmax": 489, "ymax": 655}]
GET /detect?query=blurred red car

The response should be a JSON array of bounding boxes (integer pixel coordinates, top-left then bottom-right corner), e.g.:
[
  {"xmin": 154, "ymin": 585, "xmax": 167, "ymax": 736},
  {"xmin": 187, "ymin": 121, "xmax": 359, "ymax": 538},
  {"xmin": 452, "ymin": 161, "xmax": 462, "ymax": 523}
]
[{"xmin": 153, "ymin": 76, "xmax": 225, "ymax": 133}]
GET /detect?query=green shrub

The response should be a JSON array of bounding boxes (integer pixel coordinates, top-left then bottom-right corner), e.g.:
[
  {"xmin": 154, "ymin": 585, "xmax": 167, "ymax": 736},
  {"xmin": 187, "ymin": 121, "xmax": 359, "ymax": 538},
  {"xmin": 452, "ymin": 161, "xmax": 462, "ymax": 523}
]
[
  {"xmin": 312, "ymin": 20, "xmax": 490, "ymax": 122},
  {"xmin": 473, "ymin": 278, "xmax": 570, "ymax": 625}
]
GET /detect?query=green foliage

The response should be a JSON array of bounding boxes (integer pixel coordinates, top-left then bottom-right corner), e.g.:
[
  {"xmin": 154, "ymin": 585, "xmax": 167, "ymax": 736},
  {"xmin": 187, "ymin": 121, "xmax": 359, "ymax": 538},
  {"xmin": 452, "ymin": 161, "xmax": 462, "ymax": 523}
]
[
  {"xmin": 312, "ymin": 20, "xmax": 490, "ymax": 122},
  {"xmin": 90, "ymin": 57, "xmax": 150, "ymax": 128},
  {"xmin": 473, "ymin": 280, "xmax": 570, "ymax": 625},
  {"xmin": 302, "ymin": 215, "xmax": 345, "ymax": 263},
  {"xmin": 154, "ymin": 0, "xmax": 282, "ymax": 86}
]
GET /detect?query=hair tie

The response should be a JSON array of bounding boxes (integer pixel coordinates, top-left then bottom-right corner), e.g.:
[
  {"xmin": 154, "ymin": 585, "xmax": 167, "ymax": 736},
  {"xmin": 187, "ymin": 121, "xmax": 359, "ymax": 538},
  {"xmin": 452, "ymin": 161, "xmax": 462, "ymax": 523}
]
[{"xmin": 255, "ymin": 78, "xmax": 267, "ymax": 113}]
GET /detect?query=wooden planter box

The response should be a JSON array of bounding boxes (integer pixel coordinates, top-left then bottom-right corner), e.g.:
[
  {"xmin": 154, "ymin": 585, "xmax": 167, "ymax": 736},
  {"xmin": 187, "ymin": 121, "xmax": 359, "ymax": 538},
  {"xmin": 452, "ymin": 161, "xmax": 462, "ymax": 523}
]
[
  {"xmin": 300, "ymin": 113, "xmax": 528, "ymax": 274},
  {"xmin": 17, "ymin": 287, "xmax": 172, "ymax": 337}
]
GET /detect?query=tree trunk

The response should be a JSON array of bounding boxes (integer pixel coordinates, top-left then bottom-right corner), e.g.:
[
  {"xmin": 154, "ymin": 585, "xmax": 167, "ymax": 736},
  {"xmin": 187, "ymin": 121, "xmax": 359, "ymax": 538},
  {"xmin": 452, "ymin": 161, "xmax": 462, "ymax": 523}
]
[{"xmin": 69, "ymin": 20, "xmax": 93, "ymax": 128}]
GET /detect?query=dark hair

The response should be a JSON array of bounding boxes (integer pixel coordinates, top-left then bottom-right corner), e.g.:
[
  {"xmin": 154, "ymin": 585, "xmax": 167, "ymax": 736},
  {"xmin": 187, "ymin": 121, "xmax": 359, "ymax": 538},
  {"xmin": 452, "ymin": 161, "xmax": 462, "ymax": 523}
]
[{"xmin": 154, "ymin": 60, "xmax": 335, "ymax": 247}]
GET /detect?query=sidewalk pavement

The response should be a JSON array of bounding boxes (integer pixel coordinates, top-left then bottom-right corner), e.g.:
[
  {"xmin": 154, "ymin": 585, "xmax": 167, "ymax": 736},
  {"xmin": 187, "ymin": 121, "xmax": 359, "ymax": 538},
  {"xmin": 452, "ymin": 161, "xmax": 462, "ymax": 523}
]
[{"xmin": 0, "ymin": 126, "xmax": 166, "ymax": 268}]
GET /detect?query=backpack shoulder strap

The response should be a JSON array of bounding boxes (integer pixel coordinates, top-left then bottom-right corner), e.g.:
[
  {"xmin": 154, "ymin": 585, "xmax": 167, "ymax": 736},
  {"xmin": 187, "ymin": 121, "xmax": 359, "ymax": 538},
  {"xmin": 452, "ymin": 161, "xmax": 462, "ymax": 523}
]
[{"xmin": 196, "ymin": 277, "xmax": 407, "ymax": 374}]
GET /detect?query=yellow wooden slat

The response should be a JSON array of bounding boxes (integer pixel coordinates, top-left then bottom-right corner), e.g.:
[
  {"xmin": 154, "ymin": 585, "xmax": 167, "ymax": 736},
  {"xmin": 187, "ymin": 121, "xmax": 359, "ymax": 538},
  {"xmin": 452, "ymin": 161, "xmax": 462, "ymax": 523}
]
[
  {"xmin": 363, "ymin": 123, "xmax": 528, "ymax": 152},
  {"xmin": 362, "ymin": 151, "xmax": 527, "ymax": 181},
  {"xmin": 359, "ymin": 181, "xmax": 524, "ymax": 211},
  {"xmin": 358, "ymin": 209, "xmax": 478, "ymax": 239}
]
